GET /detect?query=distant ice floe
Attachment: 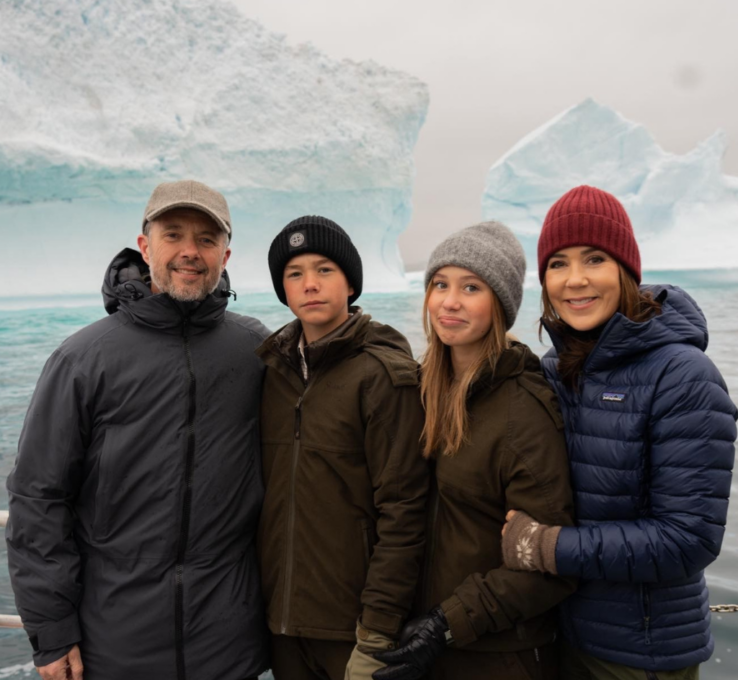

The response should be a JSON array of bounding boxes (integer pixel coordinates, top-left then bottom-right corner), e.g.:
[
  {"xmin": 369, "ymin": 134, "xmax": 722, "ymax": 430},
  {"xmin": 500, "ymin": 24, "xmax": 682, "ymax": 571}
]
[
  {"xmin": 0, "ymin": 0, "xmax": 428, "ymax": 297},
  {"xmin": 482, "ymin": 98, "xmax": 738, "ymax": 272}
]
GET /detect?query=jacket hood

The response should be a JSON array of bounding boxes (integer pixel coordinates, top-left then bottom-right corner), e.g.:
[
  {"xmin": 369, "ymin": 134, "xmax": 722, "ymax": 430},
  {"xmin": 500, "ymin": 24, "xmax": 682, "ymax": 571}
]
[
  {"xmin": 472, "ymin": 341, "xmax": 552, "ymax": 396},
  {"xmin": 102, "ymin": 248, "xmax": 233, "ymax": 331},
  {"xmin": 472, "ymin": 341, "xmax": 531, "ymax": 392},
  {"xmin": 544, "ymin": 284, "xmax": 708, "ymax": 371}
]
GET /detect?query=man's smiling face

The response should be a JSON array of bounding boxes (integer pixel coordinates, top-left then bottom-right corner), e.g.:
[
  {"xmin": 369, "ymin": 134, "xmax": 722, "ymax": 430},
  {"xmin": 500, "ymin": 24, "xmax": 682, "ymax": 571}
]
[{"xmin": 138, "ymin": 208, "xmax": 231, "ymax": 302}]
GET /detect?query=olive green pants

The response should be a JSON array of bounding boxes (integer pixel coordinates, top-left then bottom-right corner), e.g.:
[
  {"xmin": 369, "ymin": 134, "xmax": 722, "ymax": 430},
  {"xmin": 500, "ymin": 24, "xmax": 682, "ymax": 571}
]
[
  {"xmin": 428, "ymin": 642, "xmax": 558, "ymax": 680},
  {"xmin": 270, "ymin": 633, "xmax": 354, "ymax": 680},
  {"xmin": 561, "ymin": 642, "xmax": 699, "ymax": 680}
]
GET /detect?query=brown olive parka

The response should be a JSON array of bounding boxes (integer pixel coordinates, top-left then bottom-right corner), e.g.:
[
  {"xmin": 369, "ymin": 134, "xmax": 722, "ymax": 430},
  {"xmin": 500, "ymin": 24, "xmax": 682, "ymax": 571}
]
[
  {"xmin": 420, "ymin": 342, "xmax": 577, "ymax": 652},
  {"xmin": 257, "ymin": 310, "xmax": 428, "ymax": 641}
]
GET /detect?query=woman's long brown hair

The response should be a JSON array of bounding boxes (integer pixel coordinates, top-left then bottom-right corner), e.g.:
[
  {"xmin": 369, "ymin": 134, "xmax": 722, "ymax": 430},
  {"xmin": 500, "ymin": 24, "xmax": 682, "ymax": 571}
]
[
  {"xmin": 420, "ymin": 284, "xmax": 510, "ymax": 458},
  {"xmin": 540, "ymin": 265, "xmax": 662, "ymax": 390}
]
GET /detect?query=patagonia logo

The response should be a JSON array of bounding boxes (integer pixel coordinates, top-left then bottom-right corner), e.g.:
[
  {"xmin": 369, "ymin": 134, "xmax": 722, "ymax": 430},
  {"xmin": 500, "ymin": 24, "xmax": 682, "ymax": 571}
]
[
  {"xmin": 602, "ymin": 392, "xmax": 626, "ymax": 403},
  {"xmin": 289, "ymin": 231, "xmax": 305, "ymax": 248}
]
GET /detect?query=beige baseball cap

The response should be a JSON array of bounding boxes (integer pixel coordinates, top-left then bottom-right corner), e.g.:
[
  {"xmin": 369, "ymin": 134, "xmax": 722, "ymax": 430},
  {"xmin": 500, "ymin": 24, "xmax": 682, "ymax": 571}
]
[{"xmin": 142, "ymin": 180, "xmax": 231, "ymax": 237}]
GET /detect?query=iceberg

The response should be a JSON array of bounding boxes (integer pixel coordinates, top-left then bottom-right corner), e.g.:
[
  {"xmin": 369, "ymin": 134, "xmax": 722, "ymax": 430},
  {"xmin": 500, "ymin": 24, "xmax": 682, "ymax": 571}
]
[
  {"xmin": 482, "ymin": 99, "xmax": 738, "ymax": 272},
  {"xmin": 0, "ymin": 0, "xmax": 428, "ymax": 297}
]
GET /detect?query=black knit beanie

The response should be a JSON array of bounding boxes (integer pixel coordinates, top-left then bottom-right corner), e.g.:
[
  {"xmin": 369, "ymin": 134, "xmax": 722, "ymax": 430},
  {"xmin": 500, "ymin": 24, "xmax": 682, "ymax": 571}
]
[{"xmin": 268, "ymin": 215, "xmax": 363, "ymax": 306}]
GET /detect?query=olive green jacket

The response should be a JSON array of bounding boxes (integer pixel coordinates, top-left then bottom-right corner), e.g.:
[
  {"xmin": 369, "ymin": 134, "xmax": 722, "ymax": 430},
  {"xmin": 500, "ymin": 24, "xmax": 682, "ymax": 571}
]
[
  {"xmin": 257, "ymin": 310, "xmax": 428, "ymax": 640},
  {"xmin": 420, "ymin": 342, "xmax": 577, "ymax": 651}
]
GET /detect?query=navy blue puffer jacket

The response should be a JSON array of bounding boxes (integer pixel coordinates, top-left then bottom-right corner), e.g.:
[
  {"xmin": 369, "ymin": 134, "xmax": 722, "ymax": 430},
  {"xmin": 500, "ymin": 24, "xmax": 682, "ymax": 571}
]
[{"xmin": 541, "ymin": 285, "xmax": 737, "ymax": 671}]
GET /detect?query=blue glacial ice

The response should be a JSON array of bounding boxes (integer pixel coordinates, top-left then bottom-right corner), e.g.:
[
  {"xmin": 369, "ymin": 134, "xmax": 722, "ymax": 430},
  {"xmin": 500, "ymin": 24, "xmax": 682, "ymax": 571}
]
[
  {"xmin": 482, "ymin": 98, "xmax": 738, "ymax": 272},
  {"xmin": 0, "ymin": 0, "xmax": 428, "ymax": 297}
]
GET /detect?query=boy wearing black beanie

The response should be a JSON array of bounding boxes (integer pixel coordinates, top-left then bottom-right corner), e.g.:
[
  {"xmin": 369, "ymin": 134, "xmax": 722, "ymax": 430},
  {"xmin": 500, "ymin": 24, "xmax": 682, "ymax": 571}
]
[{"xmin": 256, "ymin": 216, "xmax": 428, "ymax": 680}]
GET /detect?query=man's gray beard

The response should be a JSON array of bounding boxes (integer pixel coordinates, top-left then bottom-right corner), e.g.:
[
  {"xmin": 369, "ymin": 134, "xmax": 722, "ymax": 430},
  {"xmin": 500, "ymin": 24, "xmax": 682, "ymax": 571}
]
[{"xmin": 149, "ymin": 268, "xmax": 221, "ymax": 302}]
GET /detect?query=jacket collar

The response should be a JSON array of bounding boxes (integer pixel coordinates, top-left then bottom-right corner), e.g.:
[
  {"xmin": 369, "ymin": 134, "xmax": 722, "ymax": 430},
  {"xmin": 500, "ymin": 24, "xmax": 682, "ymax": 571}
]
[
  {"xmin": 542, "ymin": 284, "xmax": 708, "ymax": 372},
  {"xmin": 258, "ymin": 307, "xmax": 369, "ymax": 377},
  {"xmin": 469, "ymin": 341, "xmax": 538, "ymax": 397},
  {"xmin": 102, "ymin": 247, "xmax": 232, "ymax": 333}
]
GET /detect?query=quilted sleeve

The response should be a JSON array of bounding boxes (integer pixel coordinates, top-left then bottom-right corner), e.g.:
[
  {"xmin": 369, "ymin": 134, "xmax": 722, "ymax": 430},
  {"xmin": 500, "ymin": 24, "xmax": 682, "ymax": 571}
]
[{"xmin": 556, "ymin": 347, "xmax": 737, "ymax": 582}]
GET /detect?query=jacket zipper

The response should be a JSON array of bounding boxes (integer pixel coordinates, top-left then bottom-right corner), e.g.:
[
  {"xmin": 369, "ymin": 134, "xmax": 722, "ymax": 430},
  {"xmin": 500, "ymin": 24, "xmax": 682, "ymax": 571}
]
[
  {"xmin": 280, "ymin": 394, "xmax": 304, "ymax": 633},
  {"xmin": 640, "ymin": 423, "xmax": 652, "ymax": 517},
  {"xmin": 175, "ymin": 315, "xmax": 197, "ymax": 680},
  {"xmin": 580, "ymin": 317, "xmax": 616, "ymax": 374},
  {"xmin": 641, "ymin": 584, "xmax": 652, "ymax": 645}
]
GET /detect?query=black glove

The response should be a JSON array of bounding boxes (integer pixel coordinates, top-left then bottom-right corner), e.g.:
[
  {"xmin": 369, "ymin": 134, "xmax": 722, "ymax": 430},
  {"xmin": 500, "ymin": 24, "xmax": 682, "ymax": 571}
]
[{"xmin": 371, "ymin": 607, "xmax": 449, "ymax": 680}]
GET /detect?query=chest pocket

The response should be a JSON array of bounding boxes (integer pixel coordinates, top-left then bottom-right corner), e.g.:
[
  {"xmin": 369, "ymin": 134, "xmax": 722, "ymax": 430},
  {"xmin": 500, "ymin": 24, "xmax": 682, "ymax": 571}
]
[{"xmin": 93, "ymin": 426, "xmax": 118, "ymax": 540}]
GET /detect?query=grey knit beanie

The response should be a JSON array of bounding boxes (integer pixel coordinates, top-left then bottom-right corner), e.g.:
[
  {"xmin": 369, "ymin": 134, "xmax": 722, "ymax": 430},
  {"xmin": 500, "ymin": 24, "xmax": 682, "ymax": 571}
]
[{"xmin": 424, "ymin": 221, "xmax": 527, "ymax": 329}]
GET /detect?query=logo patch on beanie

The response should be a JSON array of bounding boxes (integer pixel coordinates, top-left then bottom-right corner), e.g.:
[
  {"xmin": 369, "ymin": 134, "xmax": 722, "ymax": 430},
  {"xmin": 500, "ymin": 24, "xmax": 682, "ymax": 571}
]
[{"xmin": 289, "ymin": 232, "xmax": 305, "ymax": 248}]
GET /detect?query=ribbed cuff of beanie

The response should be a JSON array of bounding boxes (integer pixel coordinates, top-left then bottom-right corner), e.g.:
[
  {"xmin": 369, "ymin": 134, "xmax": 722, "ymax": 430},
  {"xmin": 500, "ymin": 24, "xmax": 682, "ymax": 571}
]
[
  {"xmin": 267, "ymin": 215, "xmax": 363, "ymax": 305},
  {"xmin": 537, "ymin": 213, "xmax": 641, "ymax": 283},
  {"xmin": 537, "ymin": 185, "xmax": 641, "ymax": 283}
]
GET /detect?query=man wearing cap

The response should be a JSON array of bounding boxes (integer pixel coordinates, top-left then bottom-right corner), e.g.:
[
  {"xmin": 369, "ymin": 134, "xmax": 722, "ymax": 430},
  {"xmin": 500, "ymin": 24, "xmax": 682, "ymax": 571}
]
[{"xmin": 6, "ymin": 180, "xmax": 270, "ymax": 680}]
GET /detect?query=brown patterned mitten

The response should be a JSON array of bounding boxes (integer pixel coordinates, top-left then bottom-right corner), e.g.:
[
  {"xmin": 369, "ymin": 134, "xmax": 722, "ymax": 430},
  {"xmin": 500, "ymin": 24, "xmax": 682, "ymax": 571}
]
[{"xmin": 502, "ymin": 510, "xmax": 561, "ymax": 574}]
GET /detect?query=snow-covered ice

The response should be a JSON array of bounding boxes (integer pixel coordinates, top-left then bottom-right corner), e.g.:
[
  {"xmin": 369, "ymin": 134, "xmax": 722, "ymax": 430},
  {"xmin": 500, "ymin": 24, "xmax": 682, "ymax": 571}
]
[
  {"xmin": 482, "ymin": 98, "xmax": 738, "ymax": 272},
  {"xmin": 0, "ymin": 0, "xmax": 428, "ymax": 297}
]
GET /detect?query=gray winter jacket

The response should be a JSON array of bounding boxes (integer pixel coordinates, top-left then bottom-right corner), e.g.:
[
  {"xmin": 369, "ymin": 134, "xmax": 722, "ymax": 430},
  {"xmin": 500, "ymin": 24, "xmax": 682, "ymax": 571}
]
[{"xmin": 6, "ymin": 248, "xmax": 270, "ymax": 680}]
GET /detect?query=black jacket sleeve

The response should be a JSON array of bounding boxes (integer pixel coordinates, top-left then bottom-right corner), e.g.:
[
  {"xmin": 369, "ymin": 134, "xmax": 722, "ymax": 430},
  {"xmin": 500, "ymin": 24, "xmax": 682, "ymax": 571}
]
[{"xmin": 6, "ymin": 349, "xmax": 89, "ymax": 664}]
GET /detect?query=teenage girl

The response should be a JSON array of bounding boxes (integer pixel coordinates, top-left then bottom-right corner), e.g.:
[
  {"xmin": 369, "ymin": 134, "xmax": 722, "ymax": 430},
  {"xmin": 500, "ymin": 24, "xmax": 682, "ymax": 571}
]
[{"xmin": 374, "ymin": 221, "xmax": 576, "ymax": 680}]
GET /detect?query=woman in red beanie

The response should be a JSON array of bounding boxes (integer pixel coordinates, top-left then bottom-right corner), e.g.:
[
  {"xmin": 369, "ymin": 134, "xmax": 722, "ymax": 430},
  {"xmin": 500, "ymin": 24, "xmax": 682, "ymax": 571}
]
[{"xmin": 501, "ymin": 185, "xmax": 737, "ymax": 679}]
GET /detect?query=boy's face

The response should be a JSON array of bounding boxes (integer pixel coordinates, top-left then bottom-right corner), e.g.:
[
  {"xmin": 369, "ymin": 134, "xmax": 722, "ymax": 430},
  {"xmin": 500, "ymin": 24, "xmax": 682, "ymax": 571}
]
[{"xmin": 283, "ymin": 253, "xmax": 354, "ymax": 343}]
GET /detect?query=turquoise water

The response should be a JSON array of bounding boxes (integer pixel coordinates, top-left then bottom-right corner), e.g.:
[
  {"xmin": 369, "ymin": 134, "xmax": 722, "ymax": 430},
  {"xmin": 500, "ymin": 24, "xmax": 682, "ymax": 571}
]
[{"xmin": 0, "ymin": 275, "xmax": 737, "ymax": 678}]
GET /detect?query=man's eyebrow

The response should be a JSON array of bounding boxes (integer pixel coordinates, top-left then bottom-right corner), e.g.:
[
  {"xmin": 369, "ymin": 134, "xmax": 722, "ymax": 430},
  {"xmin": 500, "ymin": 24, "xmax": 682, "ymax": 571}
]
[{"xmin": 285, "ymin": 263, "xmax": 302, "ymax": 270}]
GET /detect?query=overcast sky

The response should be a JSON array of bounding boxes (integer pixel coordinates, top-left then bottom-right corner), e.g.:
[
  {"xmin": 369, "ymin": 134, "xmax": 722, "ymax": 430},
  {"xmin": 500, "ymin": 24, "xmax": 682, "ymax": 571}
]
[{"xmin": 234, "ymin": 0, "xmax": 738, "ymax": 269}]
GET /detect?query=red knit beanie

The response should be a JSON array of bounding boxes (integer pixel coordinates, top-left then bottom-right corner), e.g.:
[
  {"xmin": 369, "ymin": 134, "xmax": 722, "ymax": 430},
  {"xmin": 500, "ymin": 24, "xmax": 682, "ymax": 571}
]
[{"xmin": 537, "ymin": 185, "xmax": 641, "ymax": 283}]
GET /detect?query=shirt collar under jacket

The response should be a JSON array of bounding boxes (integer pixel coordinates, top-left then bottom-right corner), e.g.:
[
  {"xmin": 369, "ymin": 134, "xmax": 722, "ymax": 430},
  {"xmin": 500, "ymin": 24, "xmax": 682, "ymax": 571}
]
[{"xmin": 297, "ymin": 333, "xmax": 309, "ymax": 381}]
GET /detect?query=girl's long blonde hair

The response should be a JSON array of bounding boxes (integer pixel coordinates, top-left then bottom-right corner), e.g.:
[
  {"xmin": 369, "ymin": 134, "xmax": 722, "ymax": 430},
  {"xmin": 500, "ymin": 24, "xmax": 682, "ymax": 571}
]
[{"xmin": 420, "ymin": 283, "xmax": 510, "ymax": 458}]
